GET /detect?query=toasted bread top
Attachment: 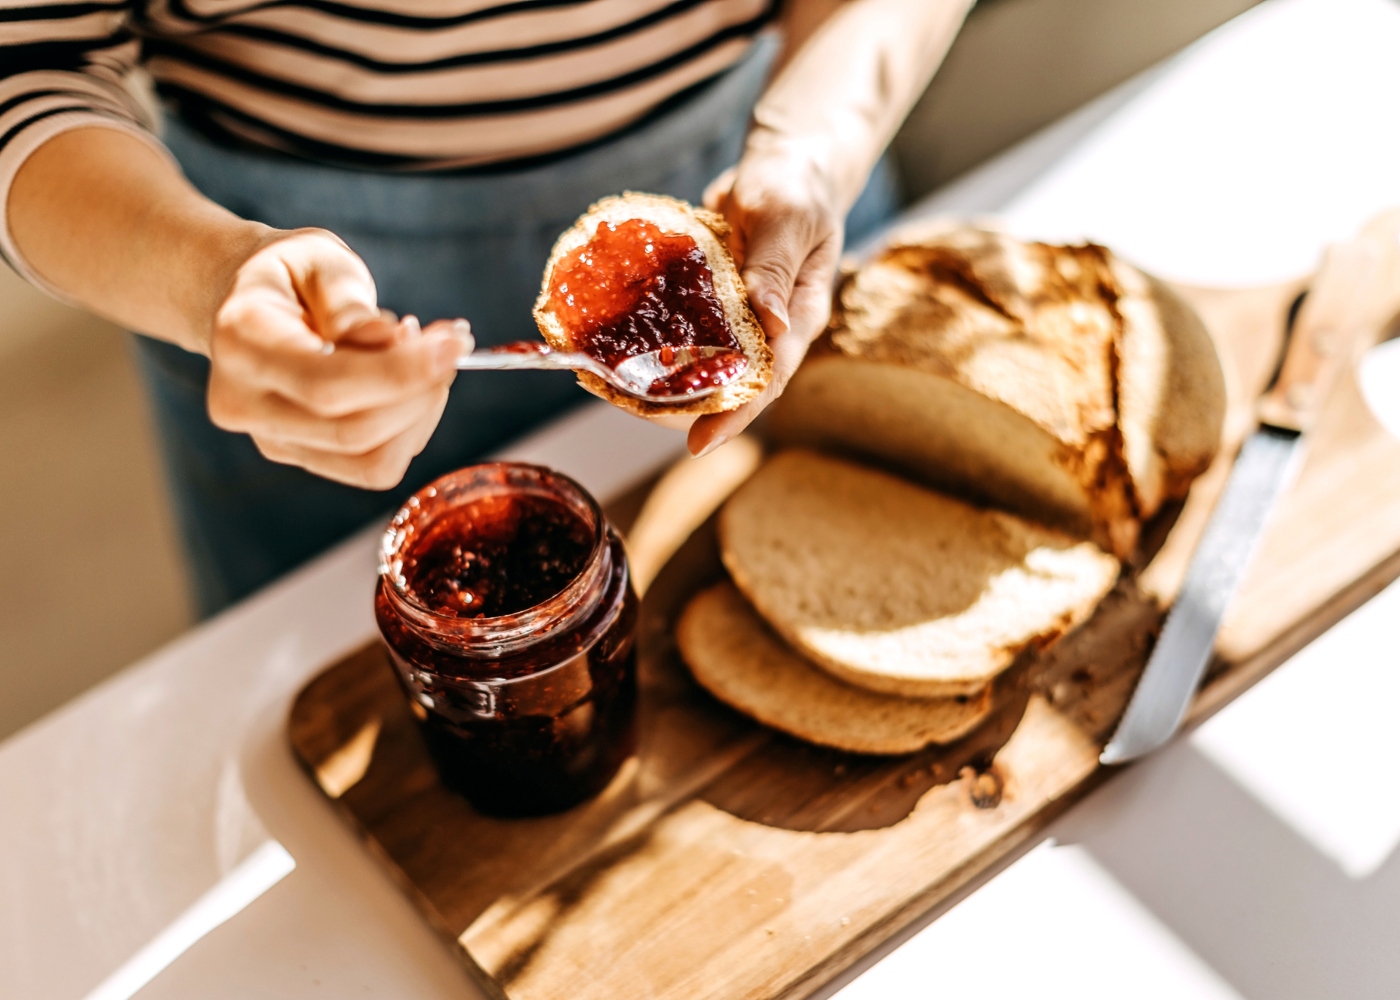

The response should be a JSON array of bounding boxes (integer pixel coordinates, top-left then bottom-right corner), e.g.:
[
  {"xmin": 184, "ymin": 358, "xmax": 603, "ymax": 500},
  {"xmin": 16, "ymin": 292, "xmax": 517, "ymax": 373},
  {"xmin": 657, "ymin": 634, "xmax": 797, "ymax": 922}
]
[
  {"xmin": 768, "ymin": 226, "xmax": 1224, "ymax": 558},
  {"xmin": 831, "ymin": 230, "xmax": 1122, "ymax": 452}
]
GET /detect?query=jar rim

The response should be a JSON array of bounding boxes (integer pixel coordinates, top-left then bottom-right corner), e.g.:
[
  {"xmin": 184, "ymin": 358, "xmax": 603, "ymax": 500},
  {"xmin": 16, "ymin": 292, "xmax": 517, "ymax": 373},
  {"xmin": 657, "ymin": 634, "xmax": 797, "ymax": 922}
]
[{"xmin": 377, "ymin": 462, "xmax": 609, "ymax": 652}]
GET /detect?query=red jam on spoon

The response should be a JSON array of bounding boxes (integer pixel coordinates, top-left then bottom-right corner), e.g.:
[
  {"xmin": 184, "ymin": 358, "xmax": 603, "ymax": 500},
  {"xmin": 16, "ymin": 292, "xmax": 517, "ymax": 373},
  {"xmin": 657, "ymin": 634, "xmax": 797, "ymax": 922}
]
[{"xmin": 546, "ymin": 219, "xmax": 748, "ymax": 396}]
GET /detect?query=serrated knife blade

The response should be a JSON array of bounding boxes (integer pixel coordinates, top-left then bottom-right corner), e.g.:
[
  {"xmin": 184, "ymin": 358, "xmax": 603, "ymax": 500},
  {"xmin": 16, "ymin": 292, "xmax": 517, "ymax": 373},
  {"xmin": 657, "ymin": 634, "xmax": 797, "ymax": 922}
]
[
  {"xmin": 1100, "ymin": 212, "xmax": 1400, "ymax": 766},
  {"xmin": 1099, "ymin": 426, "xmax": 1301, "ymax": 764}
]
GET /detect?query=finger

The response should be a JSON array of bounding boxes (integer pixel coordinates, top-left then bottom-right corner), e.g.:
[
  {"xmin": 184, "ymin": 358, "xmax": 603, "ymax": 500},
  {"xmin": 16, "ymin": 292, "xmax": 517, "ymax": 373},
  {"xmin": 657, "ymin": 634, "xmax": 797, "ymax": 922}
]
[
  {"xmin": 640, "ymin": 411, "xmax": 698, "ymax": 433},
  {"xmin": 339, "ymin": 315, "xmax": 472, "ymax": 356},
  {"xmin": 274, "ymin": 230, "xmax": 381, "ymax": 342},
  {"xmin": 253, "ymin": 385, "xmax": 451, "ymax": 490},
  {"xmin": 392, "ymin": 382, "xmax": 451, "ymax": 470},
  {"xmin": 215, "ymin": 236, "xmax": 383, "ymax": 366},
  {"xmin": 217, "ymin": 389, "xmax": 446, "ymax": 455},
  {"xmin": 740, "ymin": 210, "xmax": 824, "ymax": 340},
  {"xmin": 783, "ymin": 233, "xmax": 841, "ymax": 346},
  {"xmin": 703, "ymin": 166, "xmax": 737, "ymax": 212},
  {"xmin": 688, "ymin": 404, "xmax": 751, "ymax": 458},
  {"xmin": 688, "ymin": 329, "xmax": 807, "ymax": 454},
  {"xmin": 337, "ymin": 309, "xmax": 404, "ymax": 349},
  {"xmin": 284, "ymin": 332, "xmax": 459, "ymax": 416},
  {"xmin": 688, "ymin": 319, "xmax": 809, "ymax": 455},
  {"xmin": 218, "ymin": 308, "xmax": 460, "ymax": 416},
  {"xmin": 688, "ymin": 240, "xmax": 838, "ymax": 456},
  {"xmin": 425, "ymin": 317, "xmax": 474, "ymax": 357}
]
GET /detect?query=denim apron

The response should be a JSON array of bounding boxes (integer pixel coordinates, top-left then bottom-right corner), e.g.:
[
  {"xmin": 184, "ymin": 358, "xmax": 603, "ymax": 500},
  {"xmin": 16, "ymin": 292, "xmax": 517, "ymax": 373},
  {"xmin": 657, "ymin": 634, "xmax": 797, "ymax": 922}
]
[{"xmin": 133, "ymin": 34, "xmax": 899, "ymax": 616}]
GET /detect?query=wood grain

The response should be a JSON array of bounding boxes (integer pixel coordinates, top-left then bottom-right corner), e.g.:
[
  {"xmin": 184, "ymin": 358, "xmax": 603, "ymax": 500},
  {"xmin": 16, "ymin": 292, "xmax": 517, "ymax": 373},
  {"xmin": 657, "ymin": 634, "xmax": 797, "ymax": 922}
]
[
  {"xmin": 1257, "ymin": 211, "xmax": 1400, "ymax": 431},
  {"xmin": 287, "ymin": 276, "xmax": 1400, "ymax": 1000}
]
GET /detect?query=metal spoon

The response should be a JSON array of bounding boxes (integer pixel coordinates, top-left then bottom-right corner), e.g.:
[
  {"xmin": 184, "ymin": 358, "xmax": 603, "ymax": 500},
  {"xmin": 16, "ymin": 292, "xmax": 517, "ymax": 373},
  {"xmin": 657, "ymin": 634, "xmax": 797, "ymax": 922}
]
[{"xmin": 455, "ymin": 342, "xmax": 745, "ymax": 404}]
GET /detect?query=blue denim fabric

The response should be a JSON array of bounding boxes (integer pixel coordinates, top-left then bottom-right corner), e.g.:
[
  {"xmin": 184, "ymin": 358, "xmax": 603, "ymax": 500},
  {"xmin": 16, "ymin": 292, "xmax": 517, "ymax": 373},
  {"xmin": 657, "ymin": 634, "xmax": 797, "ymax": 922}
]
[{"xmin": 132, "ymin": 34, "xmax": 900, "ymax": 616}]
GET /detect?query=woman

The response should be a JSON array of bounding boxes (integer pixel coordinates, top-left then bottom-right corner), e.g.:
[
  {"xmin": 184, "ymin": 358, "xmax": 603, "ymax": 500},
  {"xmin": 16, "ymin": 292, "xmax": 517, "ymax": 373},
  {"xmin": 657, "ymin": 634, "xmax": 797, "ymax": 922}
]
[{"xmin": 1, "ymin": 0, "xmax": 972, "ymax": 614}]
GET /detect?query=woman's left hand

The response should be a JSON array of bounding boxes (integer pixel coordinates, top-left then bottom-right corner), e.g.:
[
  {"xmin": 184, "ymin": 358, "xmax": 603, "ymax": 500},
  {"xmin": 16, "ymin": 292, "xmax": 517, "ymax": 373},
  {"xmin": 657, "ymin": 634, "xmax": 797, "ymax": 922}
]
[{"xmin": 687, "ymin": 141, "xmax": 845, "ymax": 456}]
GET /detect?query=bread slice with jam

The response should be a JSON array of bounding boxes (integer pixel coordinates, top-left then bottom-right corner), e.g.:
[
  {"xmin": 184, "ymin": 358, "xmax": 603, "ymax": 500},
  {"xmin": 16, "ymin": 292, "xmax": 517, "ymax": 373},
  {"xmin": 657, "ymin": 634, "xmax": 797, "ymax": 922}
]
[{"xmin": 534, "ymin": 192, "xmax": 773, "ymax": 417}]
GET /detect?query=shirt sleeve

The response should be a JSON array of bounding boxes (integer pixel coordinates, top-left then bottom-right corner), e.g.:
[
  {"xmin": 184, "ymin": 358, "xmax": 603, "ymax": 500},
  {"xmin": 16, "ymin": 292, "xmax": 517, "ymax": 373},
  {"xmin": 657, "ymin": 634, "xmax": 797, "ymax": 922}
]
[{"xmin": 0, "ymin": 0, "xmax": 175, "ymax": 300}]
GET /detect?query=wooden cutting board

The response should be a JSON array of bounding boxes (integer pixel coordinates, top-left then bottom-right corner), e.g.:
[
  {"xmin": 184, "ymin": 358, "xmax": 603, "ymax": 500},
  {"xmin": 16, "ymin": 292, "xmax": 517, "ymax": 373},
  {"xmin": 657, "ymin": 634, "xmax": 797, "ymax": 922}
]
[{"xmin": 288, "ymin": 276, "xmax": 1400, "ymax": 1000}]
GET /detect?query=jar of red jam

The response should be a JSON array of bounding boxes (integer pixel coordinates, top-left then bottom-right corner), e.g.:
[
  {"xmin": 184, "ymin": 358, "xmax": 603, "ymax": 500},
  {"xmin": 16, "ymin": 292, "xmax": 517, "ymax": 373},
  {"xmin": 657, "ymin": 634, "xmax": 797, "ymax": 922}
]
[{"xmin": 374, "ymin": 463, "xmax": 638, "ymax": 817}]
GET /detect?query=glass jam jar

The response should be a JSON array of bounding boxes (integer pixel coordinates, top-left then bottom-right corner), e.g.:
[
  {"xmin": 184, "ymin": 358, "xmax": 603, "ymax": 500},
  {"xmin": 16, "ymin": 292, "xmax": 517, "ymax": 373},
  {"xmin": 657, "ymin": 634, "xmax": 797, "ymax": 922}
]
[{"xmin": 375, "ymin": 463, "xmax": 638, "ymax": 817}]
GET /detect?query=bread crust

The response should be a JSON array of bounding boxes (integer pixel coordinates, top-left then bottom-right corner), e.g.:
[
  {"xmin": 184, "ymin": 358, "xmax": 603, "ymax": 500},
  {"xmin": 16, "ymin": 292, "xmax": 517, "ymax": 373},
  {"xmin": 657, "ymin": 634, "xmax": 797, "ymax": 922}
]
[
  {"xmin": 767, "ymin": 225, "xmax": 1226, "ymax": 560},
  {"xmin": 533, "ymin": 192, "xmax": 773, "ymax": 416},
  {"xmin": 1110, "ymin": 259, "xmax": 1227, "ymax": 514},
  {"xmin": 678, "ymin": 582, "xmax": 994, "ymax": 754}
]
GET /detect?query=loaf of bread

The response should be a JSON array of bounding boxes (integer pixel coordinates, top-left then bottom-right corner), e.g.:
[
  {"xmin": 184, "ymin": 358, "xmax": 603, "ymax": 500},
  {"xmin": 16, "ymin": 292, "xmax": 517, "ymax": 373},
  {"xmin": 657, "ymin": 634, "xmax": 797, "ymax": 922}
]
[
  {"xmin": 718, "ymin": 450, "xmax": 1121, "ymax": 698},
  {"xmin": 534, "ymin": 193, "xmax": 773, "ymax": 417},
  {"xmin": 678, "ymin": 582, "xmax": 994, "ymax": 754},
  {"xmin": 765, "ymin": 226, "xmax": 1226, "ymax": 558}
]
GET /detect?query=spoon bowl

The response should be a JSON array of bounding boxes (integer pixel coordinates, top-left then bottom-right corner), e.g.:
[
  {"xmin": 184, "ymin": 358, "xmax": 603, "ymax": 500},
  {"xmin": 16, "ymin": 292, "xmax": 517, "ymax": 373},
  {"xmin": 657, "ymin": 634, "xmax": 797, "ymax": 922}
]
[{"xmin": 456, "ymin": 342, "xmax": 747, "ymax": 404}]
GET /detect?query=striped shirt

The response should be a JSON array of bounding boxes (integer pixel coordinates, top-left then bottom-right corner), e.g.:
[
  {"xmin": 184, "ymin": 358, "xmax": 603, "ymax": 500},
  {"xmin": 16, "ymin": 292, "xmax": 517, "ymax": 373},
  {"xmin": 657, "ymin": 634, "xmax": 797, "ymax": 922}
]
[{"xmin": 0, "ymin": 0, "xmax": 773, "ymax": 277}]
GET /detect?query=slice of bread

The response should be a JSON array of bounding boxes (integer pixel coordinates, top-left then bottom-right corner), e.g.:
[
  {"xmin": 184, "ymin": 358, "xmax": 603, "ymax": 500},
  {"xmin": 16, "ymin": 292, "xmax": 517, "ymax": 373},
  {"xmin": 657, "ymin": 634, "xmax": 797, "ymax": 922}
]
[
  {"xmin": 765, "ymin": 226, "xmax": 1225, "ymax": 558},
  {"xmin": 678, "ymin": 582, "xmax": 994, "ymax": 754},
  {"xmin": 534, "ymin": 192, "xmax": 773, "ymax": 417},
  {"xmin": 719, "ymin": 450, "xmax": 1121, "ymax": 697}
]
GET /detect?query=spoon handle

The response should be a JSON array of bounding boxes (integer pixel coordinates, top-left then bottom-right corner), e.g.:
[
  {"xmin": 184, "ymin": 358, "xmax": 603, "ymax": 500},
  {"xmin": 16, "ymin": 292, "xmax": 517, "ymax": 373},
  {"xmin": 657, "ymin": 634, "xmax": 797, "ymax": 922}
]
[
  {"xmin": 453, "ymin": 341, "xmax": 726, "ymax": 404},
  {"xmin": 455, "ymin": 344, "xmax": 594, "ymax": 373}
]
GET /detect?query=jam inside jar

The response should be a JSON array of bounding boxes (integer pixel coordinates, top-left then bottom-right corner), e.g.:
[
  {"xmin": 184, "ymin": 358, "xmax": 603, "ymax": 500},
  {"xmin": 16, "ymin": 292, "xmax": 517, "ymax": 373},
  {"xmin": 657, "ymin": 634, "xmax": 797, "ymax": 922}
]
[{"xmin": 375, "ymin": 463, "xmax": 638, "ymax": 817}]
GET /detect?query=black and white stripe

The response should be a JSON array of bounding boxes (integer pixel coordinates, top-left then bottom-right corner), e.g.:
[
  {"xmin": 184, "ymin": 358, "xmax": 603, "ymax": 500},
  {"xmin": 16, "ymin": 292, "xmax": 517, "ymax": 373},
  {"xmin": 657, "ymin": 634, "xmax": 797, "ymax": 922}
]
[
  {"xmin": 1, "ymin": 0, "xmax": 772, "ymax": 160},
  {"xmin": 0, "ymin": 0, "xmax": 773, "ymax": 274}
]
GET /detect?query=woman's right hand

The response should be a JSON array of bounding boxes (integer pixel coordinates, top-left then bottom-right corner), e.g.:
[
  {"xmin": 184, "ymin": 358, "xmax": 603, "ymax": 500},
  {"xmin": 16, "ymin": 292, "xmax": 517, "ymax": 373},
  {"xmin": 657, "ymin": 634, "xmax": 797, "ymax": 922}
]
[
  {"xmin": 206, "ymin": 229, "xmax": 469, "ymax": 490},
  {"xmin": 10, "ymin": 130, "xmax": 464, "ymax": 490}
]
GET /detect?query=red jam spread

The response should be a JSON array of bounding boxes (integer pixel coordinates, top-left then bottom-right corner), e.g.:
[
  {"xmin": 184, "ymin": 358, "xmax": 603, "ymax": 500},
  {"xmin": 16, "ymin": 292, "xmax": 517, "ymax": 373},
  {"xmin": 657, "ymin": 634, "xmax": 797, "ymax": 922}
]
[
  {"xmin": 546, "ymin": 218, "xmax": 748, "ymax": 395},
  {"xmin": 376, "ymin": 464, "xmax": 638, "ymax": 816},
  {"xmin": 401, "ymin": 494, "xmax": 593, "ymax": 618},
  {"xmin": 646, "ymin": 347, "xmax": 750, "ymax": 396}
]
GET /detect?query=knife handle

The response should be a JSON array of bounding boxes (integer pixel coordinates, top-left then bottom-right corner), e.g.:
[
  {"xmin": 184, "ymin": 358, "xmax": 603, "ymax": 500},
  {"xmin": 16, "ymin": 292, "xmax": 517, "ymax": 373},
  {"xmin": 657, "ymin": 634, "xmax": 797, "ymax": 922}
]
[{"xmin": 1258, "ymin": 212, "xmax": 1400, "ymax": 433}]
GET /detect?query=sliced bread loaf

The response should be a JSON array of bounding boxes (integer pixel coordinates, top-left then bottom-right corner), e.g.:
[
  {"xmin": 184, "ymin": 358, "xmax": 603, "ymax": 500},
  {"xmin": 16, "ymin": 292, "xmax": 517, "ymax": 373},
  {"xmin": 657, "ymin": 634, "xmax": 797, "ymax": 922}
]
[
  {"xmin": 534, "ymin": 192, "xmax": 773, "ymax": 417},
  {"xmin": 765, "ymin": 226, "xmax": 1225, "ymax": 557},
  {"xmin": 678, "ymin": 582, "xmax": 994, "ymax": 754},
  {"xmin": 718, "ymin": 450, "xmax": 1121, "ymax": 697}
]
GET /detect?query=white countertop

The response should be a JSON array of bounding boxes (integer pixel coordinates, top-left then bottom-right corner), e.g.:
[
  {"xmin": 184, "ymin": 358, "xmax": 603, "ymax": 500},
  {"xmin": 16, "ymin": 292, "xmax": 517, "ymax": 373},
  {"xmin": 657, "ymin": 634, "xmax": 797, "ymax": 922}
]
[{"xmin": 6, "ymin": 1, "xmax": 1400, "ymax": 997}]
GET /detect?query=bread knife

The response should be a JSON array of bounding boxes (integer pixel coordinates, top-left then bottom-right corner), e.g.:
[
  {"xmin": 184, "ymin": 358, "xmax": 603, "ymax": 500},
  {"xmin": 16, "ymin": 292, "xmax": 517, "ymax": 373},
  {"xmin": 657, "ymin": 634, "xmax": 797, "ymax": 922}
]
[{"xmin": 1100, "ymin": 213, "xmax": 1400, "ymax": 765}]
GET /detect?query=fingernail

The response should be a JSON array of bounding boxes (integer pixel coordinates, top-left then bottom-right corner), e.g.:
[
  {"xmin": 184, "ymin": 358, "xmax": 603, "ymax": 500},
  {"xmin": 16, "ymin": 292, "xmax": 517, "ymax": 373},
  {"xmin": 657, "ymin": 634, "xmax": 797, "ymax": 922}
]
[
  {"xmin": 402, "ymin": 314, "xmax": 422, "ymax": 337},
  {"xmin": 694, "ymin": 434, "xmax": 729, "ymax": 459},
  {"xmin": 453, "ymin": 318, "xmax": 475, "ymax": 354},
  {"xmin": 331, "ymin": 304, "xmax": 378, "ymax": 336},
  {"xmin": 763, "ymin": 296, "xmax": 790, "ymax": 336}
]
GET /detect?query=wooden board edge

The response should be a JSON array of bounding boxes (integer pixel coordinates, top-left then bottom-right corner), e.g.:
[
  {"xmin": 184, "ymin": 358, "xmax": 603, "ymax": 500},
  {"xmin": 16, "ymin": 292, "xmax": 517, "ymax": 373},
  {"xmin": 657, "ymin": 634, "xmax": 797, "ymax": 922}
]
[
  {"xmin": 284, "ymin": 690, "xmax": 514, "ymax": 1000},
  {"xmin": 772, "ymin": 540, "xmax": 1400, "ymax": 1000},
  {"xmin": 777, "ymin": 765, "xmax": 1115, "ymax": 1000}
]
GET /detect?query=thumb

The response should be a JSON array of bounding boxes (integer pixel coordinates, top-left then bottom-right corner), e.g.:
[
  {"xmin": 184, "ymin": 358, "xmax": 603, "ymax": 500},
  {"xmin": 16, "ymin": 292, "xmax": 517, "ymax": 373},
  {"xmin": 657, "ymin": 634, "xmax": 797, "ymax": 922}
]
[
  {"xmin": 282, "ymin": 230, "xmax": 380, "ymax": 343},
  {"xmin": 703, "ymin": 166, "xmax": 737, "ymax": 213}
]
